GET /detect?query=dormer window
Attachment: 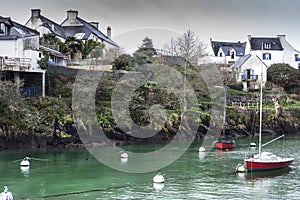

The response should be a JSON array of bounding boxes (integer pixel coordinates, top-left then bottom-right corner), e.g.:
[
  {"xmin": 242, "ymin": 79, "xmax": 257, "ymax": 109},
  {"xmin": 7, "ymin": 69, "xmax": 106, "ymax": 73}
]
[
  {"xmin": 264, "ymin": 42, "xmax": 271, "ymax": 49},
  {"xmin": 0, "ymin": 23, "xmax": 5, "ymax": 35}
]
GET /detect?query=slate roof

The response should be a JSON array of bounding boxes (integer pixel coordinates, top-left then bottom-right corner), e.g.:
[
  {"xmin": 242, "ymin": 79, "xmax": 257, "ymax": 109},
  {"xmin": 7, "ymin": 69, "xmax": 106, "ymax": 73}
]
[
  {"xmin": 39, "ymin": 45, "xmax": 67, "ymax": 58},
  {"xmin": 0, "ymin": 16, "xmax": 39, "ymax": 40},
  {"xmin": 211, "ymin": 41, "xmax": 246, "ymax": 56},
  {"xmin": 161, "ymin": 55, "xmax": 187, "ymax": 65},
  {"xmin": 39, "ymin": 15, "xmax": 66, "ymax": 38},
  {"xmin": 231, "ymin": 54, "xmax": 268, "ymax": 69},
  {"xmin": 249, "ymin": 37, "xmax": 283, "ymax": 50},
  {"xmin": 11, "ymin": 21, "xmax": 39, "ymax": 37},
  {"xmin": 62, "ymin": 17, "xmax": 118, "ymax": 47},
  {"xmin": 231, "ymin": 54, "xmax": 251, "ymax": 69}
]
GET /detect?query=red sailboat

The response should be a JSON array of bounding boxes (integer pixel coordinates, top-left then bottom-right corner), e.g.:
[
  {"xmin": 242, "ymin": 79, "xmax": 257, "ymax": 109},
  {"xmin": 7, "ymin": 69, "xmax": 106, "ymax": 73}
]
[
  {"xmin": 243, "ymin": 151, "xmax": 294, "ymax": 172},
  {"xmin": 215, "ymin": 79, "xmax": 235, "ymax": 150}
]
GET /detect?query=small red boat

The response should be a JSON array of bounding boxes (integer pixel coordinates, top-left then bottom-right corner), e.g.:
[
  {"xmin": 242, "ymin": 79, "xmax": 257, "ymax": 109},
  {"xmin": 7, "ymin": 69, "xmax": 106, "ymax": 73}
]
[{"xmin": 215, "ymin": 140, "xmax": 235, "ymax": 149}]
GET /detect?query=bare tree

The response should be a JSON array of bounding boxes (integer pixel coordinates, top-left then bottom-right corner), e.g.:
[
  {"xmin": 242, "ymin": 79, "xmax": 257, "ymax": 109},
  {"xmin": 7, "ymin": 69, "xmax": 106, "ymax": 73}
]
[{"xmin": 163, "ymin": 29, "xmax": 207, "ymax": 66}]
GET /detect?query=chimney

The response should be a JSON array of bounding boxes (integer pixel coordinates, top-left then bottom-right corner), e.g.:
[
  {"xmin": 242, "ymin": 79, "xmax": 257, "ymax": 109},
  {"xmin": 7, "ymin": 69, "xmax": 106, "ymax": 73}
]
[
  {"xmin": 67, "ymin": 10, "xmax": 78, "ymax": 20},
  {"xmin": 107, "ymin": 26, "xmax": 111, "ymax": 38},
  {"xmin": 277, "ymin": 34, "xmax": 286, "ymax": 39},
  {"xmin": 31, "ymin": 9, "xmax": 41, "ymax": 18},
  {"xmin": 90, "ymin": 22, "xmax": 99, "ymax": 29}
]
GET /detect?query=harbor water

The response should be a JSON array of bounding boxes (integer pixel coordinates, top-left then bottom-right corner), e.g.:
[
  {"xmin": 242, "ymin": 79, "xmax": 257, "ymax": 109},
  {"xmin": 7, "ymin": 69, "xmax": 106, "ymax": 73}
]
[{"xmin": 0, "ymin": 135, "xmax": 299, "ymax": 199}]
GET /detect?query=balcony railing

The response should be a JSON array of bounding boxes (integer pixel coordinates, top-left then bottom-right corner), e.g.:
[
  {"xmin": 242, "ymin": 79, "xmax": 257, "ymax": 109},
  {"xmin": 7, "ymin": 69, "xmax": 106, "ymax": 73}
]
[
  {"xmin": 241, "ymin": 75, "xmax": 258, "ymax": 81},
  {"xmin": 67, "ymin": 58, "xmax": 103, "ymax": 66},
  {"xmin": 0, "ymin": 57, "xmax": 31, "ymax": 71},
  {"xmin": 19, "ymin": 86, "xmax": 42, "ymax": 97}
]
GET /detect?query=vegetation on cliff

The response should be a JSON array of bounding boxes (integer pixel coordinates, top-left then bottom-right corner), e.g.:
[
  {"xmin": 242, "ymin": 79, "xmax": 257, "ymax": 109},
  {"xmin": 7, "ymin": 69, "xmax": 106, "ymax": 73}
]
[{"xmin": 1, "ymin": 36, "xmax": 300, "ymax": 148}]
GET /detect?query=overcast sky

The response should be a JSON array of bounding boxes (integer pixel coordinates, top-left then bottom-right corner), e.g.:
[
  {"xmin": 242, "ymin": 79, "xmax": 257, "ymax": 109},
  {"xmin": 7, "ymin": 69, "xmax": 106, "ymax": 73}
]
[{"xmin": 1, "ymin": 0, "xmax": 300, "ymax": 53}]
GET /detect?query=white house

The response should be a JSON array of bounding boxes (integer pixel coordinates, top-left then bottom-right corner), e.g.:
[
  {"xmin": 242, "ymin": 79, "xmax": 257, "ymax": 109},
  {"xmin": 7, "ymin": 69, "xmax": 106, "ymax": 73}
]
[
  {"xmin": 199, "ymin": 39, "xmax": 247, "ymax": 65},
  {"xmin": 231, "ymin": 54, "xmax": 267, "ymax": 92},
  {"xmin": 61, "ymin": 10, "xmax": 119, "ymax": 49},
  {"xmin": 25, "ymin": 9, "xmax": 66, "ymax": 42},
  {"xmin": 246, "ymin": 35, "xmax": 300, "ymax": 69},
  {"xmin": 0, "ymin": 16, "xmax": 46, "ymax": 97}
]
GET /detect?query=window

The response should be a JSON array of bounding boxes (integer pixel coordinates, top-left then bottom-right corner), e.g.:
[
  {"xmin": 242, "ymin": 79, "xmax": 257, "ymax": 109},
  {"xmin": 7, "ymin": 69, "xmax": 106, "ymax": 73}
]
[
  {"xmin": 219, "ymin": 52, "xmax": 222, "ymax": 57},
  {"xmin": 298, "ymin": 63, "xmax": 300, "ymax": 70},
  {"xmin": 74, "ymin": 33, "xmax": 85, "ymax": 39},
  {"xmin": 263, "ymin": 53, "xmax": 271, "ymax": 60},
  {"xmin": 231, "ymin": 51, "xmax": 235, "ymax": 59},
  {"xmin": 264, "ymin": 43, "xmax": 271, "ymax": 49},
  {"xmin": 0, "ymin": 23, "xmax": 5, "ymax": 35},
  {"xmin": 295, "ymin": 54, "xmax": 300, "ymax": 62}
]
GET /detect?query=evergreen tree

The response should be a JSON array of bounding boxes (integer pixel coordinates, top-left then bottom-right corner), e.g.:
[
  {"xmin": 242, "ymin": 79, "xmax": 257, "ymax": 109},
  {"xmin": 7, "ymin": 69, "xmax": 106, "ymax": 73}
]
[{"xmin": 133, "ymin": 37, "xmax": 157, "ymax": 65}]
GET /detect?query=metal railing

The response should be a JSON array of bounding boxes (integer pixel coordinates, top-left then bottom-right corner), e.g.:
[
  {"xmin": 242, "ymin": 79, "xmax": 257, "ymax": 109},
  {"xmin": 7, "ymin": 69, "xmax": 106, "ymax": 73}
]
[
  {"xmin": 231, "ymin": 101, "xmax": 259, "ymax": 109},
  {"xmin": 19, "ymin": 86, "xmax": 42, "ymax": 97},
  {"xmin": 241, "ymin": 75, "xmax": 258, "ymax": 81}
]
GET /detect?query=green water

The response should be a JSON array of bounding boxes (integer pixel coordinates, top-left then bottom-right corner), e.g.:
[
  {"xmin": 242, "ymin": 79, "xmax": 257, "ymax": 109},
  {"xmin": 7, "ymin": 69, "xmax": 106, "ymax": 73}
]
[{"xmin": 0, "ymin": 135, "xmax": 299, "ymax": 200}]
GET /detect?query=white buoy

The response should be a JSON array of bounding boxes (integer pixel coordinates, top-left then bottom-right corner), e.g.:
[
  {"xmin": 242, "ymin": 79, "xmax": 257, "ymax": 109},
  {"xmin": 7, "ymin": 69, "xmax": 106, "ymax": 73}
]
[
  {"xmin": 0, "ymin": 186, "xmax": 13, "ymax": 200},
  {"xmin": 153, "ymin": 172, "xmax": 165, "ymax": 183},
  {"xmin": 250, "ymin": 143, "xmax": 256, "ymax": 151},
  {"xmin": 120, "ymin": 152, "xmax": 128, "ymax": 158},
  {"xmin": 20, "ymin": 157, "xmax": 30, "ymax": 166},
  {"xmin": 236, "ymin": 163, "xmax": 246, "ymax": 173},
  {"xmin": 199, "ymin": 147, "xmax": 206, "ymax": 152}
]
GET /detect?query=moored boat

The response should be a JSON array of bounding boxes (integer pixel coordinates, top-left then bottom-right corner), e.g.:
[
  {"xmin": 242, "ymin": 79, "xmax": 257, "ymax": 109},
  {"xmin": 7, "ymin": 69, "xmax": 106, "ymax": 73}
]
[
  {"xmin": 245, "ymin": 152, "xmax": 294, "ymax": 171},
  {"xmin": 215, "ymin": 140, "xmax": 235, "ymax": 149},
  {"xmin": 236, "ymin": 44, "xmax": 294, "ymax": 173}
]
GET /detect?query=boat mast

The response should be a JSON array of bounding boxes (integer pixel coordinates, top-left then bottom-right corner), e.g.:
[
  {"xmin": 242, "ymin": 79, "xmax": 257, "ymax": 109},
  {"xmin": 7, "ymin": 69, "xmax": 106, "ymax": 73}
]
[
  {"xmin": 222, "ymin": 85, "xmax": 227, "ymax": 137},
  {"xmin": 259, "ymin": 43, "xmax": 264, "ymax": 155},
  {"xmin": 222, "ymin": 67, "xmax": 228, "ymax": 137}
]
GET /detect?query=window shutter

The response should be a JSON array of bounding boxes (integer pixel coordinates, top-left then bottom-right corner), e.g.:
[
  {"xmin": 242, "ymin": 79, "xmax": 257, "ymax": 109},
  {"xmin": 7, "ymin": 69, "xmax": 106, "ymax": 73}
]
[
  {"xmin": 262, "ymin": 53, "xmax": 266, "ymax": 60},
  {"xmin": 269, "ymin": 54, "xmax": 272, "ymax": 60}
]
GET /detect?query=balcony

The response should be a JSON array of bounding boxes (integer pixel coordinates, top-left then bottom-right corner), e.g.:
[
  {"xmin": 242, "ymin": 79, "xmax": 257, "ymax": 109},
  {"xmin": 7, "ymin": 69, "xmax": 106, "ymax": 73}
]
[
  {"xmin": 241, "ymin": 75, "xmax": 258, "ymax": 81},
  {"xmin": 0, "ymin": 57, "xmax": 31, "ymax": 71}
]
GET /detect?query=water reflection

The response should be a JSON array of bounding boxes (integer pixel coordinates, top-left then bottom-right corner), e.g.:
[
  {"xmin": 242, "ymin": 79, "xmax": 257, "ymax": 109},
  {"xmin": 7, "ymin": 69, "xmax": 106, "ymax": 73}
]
[
  {"xmin": 20, "ymin": 166, "xmax": 30, "ymax": 177},
  {"xmin": 153, "ymin": 183, "xmax": 164, "ymax": 190},
  {"xmin": 120, "ymin": 157, "xmax": 128, "ymax": 164},
  {"xmin": 237, "ymin": 167, "xmax": 292, "ymax": 181},
  {"xmin": 198, "ymin": 152, "xmax": 206, "ymax": 160}
]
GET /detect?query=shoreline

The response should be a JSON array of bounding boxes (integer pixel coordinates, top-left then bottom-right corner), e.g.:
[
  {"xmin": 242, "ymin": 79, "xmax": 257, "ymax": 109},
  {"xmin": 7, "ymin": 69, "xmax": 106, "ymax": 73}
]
[{"xmin": 1, "ymin": 131, "xmax": 299, "ymax": 150}]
